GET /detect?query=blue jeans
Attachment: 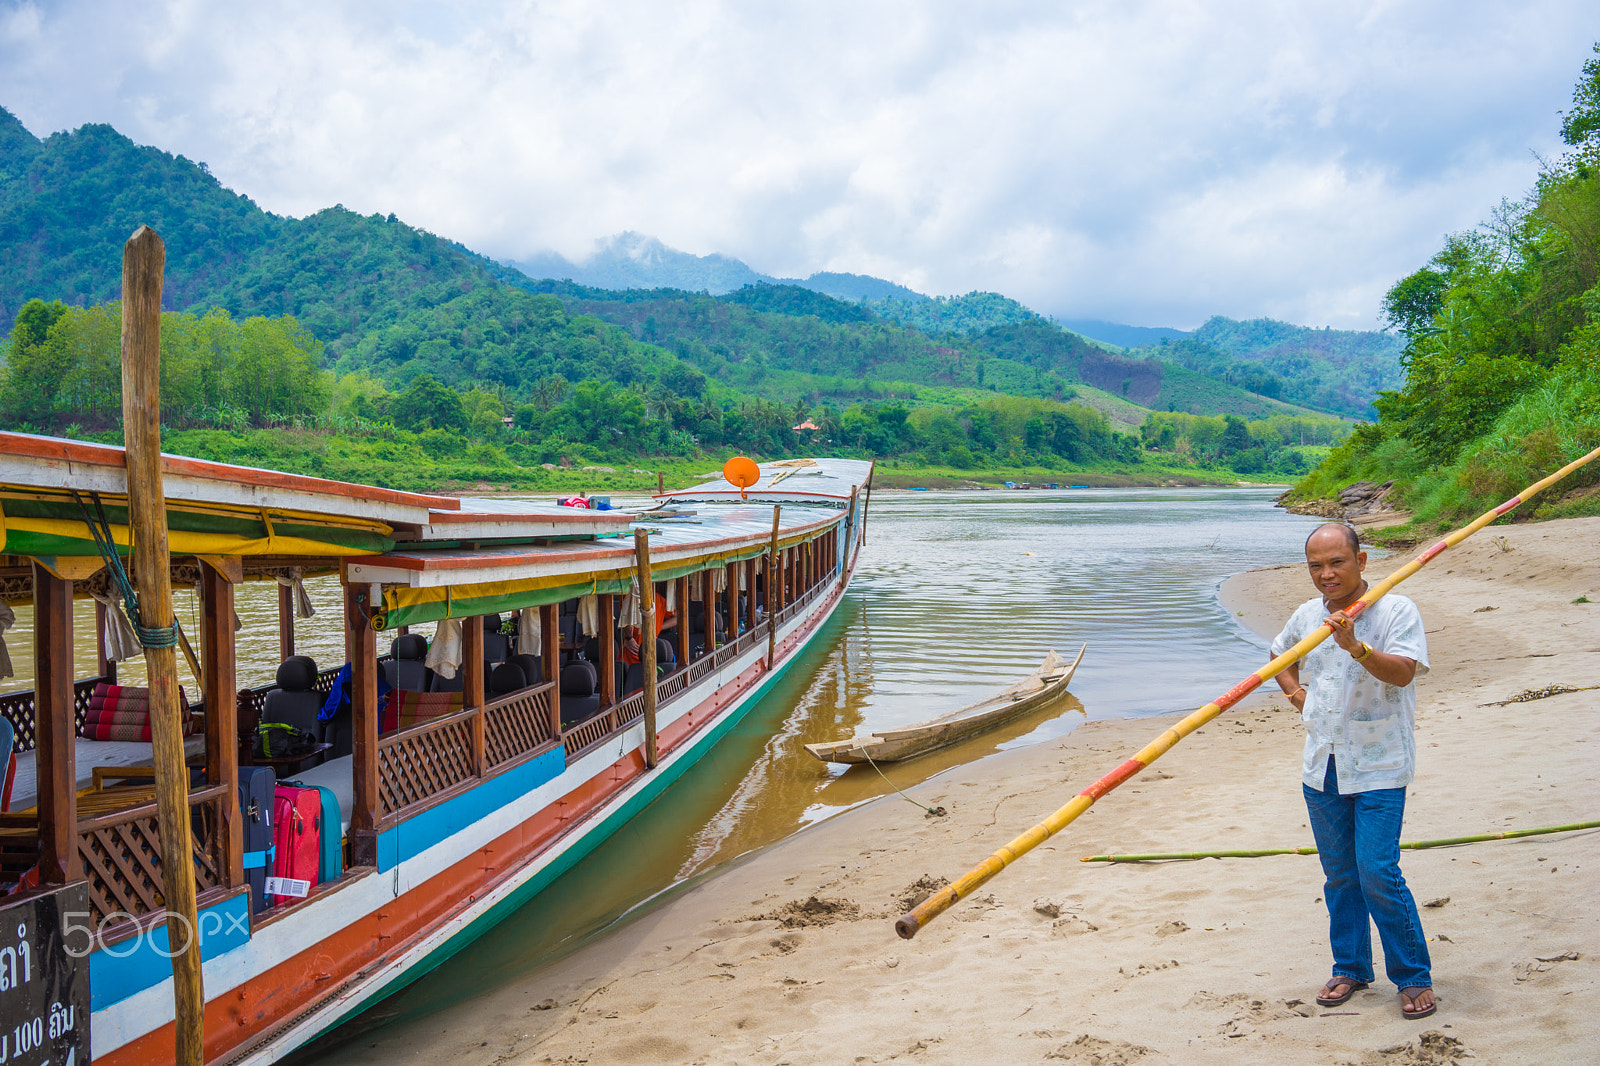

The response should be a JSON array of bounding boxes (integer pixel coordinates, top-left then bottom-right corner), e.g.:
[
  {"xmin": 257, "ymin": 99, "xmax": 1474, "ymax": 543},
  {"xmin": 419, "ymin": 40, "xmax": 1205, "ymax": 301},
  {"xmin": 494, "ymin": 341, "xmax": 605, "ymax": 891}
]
[{"xmin": 1303, "ymin": 757, "xmax": 1431, "ymax": 990}]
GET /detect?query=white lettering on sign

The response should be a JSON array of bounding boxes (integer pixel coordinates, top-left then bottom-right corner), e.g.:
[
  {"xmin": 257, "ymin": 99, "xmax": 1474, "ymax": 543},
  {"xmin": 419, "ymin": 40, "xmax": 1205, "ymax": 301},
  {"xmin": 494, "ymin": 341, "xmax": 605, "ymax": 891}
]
[{"xmin": 265, "ymin": 877, "xmax": 311, "ymax": 899}]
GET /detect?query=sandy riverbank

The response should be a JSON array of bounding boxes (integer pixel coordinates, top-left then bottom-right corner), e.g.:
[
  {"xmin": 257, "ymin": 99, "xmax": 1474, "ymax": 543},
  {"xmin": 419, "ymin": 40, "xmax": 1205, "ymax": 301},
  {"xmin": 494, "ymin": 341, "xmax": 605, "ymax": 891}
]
[{"xmin": 338, "ymin": 518, "xmax": 1600, "ymax": 1066}]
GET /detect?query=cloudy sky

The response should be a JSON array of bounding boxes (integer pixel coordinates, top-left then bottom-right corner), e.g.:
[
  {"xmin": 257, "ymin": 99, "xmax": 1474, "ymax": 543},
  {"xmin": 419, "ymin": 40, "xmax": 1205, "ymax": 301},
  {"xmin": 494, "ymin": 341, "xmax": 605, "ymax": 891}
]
[{"xmin": 2, "ymin": 1, "xmax": 1593, "ymax": 328}]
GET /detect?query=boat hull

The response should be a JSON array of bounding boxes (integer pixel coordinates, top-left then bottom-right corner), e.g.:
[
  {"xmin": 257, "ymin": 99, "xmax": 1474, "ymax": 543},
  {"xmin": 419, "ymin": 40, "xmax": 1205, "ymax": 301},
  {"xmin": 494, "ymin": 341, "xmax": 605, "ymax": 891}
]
[
  {"xmin": 93, "ymin": 574, "xmax": 853, "ymax": 1066},
  {"xmin": 805, "ymin": 645, "xmax": 1085, "ymax": 764}
]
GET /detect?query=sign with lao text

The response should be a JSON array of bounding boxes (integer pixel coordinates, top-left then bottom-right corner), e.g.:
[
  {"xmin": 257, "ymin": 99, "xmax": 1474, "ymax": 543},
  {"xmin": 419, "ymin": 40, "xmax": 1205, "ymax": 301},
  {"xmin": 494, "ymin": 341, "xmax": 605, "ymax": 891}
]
[{"xmin": 0, "ymin": 883, "xmax": 89, "ymax": 1066}]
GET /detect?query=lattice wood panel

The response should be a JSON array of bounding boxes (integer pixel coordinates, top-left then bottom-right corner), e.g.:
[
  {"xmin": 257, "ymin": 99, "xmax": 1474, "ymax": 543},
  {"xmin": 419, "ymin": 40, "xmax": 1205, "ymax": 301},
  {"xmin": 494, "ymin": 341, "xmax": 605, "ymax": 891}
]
[
  {"xmin": 0, "ymin": 677, "xmax": 104, "ymax": 752},
  {"xmin": 77, "ymin": 791, "xmax": 227, "ymax": 926},
  {"xmin": 485, "ymin": 687, "xmax": 554, "ymax": 767},
  {"xmin": 561, "ymin": 710, "xmax": 616, "ymax": 756},
  {"xmin": 378, "ymin": 717, "xmax": 474, "ymax": 818},
  {"xmin": 656, "ymin": 671, "xmax": 689, "ymax": 703}
]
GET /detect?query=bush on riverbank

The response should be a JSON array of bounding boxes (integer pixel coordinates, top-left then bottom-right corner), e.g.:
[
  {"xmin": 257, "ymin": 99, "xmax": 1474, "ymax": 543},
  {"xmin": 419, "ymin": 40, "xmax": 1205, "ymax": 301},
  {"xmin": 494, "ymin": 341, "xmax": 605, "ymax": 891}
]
[{"xmin": 1287, "ymin": 45, "xmax": 1600, "ymax": 528}]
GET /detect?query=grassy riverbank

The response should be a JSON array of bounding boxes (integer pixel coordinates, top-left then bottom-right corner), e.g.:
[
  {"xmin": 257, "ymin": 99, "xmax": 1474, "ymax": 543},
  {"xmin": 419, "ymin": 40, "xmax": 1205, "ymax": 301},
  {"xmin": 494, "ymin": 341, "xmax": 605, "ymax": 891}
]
[{"xmin": 145, "ymin": 427, "xmax": 1293, "ymax": 495}]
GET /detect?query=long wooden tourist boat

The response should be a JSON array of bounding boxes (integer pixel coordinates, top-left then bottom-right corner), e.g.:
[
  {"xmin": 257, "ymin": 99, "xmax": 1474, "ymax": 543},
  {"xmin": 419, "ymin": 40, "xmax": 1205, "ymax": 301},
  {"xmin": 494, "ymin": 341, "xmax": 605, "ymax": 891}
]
[
  {"xmin": 0, "ymin": 433, "xmax": 870, "ymax": 1064},
  {"xmin": 803, "ymin": 644, "xmax": 1085, "ymax": 764}
]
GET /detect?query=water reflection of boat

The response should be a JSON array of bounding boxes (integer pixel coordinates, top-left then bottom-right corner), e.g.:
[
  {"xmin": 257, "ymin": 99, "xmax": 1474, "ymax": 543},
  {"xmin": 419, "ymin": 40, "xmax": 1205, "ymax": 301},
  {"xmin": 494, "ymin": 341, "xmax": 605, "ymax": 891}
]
[
  {"xmin": 0, "ymin": 432, "xmax": 869, "ymax": 1065},
  {"xmin": 803, "ymin": 643, "xmax": 1085, "ymax": 764}
]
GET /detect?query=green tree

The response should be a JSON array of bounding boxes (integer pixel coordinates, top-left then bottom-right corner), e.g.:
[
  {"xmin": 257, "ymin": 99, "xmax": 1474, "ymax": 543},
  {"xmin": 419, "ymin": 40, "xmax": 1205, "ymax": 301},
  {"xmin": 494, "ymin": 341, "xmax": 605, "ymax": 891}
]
[{"xmin": 392, "ymin": 373, "xmax": 468, "ymax": 432}]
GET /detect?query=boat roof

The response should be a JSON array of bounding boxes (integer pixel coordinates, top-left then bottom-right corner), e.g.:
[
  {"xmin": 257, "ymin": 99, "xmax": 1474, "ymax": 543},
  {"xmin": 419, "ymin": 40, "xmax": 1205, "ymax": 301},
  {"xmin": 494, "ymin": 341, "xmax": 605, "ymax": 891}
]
[
  {"xmin": 0, "ymin": 433, "xmax": 862, "ymax": 579},
  {"xmin": 0, "ymin": 433, "xmax": 636, "ymax": 547},
  {"xmin": 660, "ymin": 457, "xmax": 874, "ymax": 504},
  {"xmin": 349, "ymin": 502, "xmax": 841, "ymax": 589},
  {"xmin": 0, "ymin": 431, "xmax": 453, "ymax": 526}
]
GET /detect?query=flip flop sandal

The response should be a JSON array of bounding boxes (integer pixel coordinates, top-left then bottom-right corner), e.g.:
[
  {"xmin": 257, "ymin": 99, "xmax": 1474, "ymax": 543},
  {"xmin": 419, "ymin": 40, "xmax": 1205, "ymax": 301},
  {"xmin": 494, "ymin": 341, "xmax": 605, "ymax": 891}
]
[
  {"xmin": 1316, "ymin": 978, "xmax": 1369, "ymax": 1007},
  {"xmin": 1400, "ymin": 988, "xmax": 1437, "ymax": 1019}
]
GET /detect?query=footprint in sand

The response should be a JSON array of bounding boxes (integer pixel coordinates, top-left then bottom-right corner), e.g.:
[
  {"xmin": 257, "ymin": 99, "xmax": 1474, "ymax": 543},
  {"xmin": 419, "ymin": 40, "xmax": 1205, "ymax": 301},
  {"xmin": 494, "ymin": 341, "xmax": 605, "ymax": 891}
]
[
  {"xmin": 1353, "ymin": 1031, "xmax": 1474, "ymax": 1066},
  {"xmin": 1045, "ymin": 1033, "xmax": 1156, "ymax": 1064},
  {"xmin": 1051, "ymin": 915, "xmax": 1099, "ymax": 937},
  {"xmin": 1154, "ymin": 920, "xmax": 1189, "ymax": 937},
  {"xmin": 754, "ymin": 896, "xmax": 862, "ymax": 928}
]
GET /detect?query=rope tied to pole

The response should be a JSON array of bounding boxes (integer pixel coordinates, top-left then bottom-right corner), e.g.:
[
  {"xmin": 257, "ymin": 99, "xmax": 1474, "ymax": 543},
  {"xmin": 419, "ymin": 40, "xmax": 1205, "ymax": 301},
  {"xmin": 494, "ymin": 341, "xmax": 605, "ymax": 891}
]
[{"xmin": 70, "ymin": 489, "xmax": 178, "ymax": 650}]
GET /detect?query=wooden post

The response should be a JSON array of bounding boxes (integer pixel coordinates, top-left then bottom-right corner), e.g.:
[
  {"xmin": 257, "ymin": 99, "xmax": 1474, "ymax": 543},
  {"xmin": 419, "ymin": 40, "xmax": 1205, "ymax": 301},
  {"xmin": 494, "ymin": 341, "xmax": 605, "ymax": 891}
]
[
  {"xmin": 635, "ymin": 530, "xmax": 657, "ymax": 769},
  {"xmin": 200, "ymin": 559, "xmax": 242, "ymax": 888},
  {"xmin": 347, "ymin": 584, "xmax": 379, "ymax": 862},
  {"xmin": 860, "ymin": 464, "xmax": 874, "ymax": 546},
  {"xmin": 702, "ymin": 568, "xmax": 716, "ymax": 651},
  {"xmin": 766, "ymin": 506, "xmax": 780, "ymax": 667},
  {"xmin": 32, "ymin": 563, "xmax": 78, "ymax": 884},
  {"xmin": 541, "ymin": 603, "xmax": 560, "ymax": 737},
  {"xmin": 726, "ymin": 562, "xmax": 739, "ymax": 643},
  {"xmin": 278, "ymin": 582, "xmax": 295, "ymax": 660},
  {"xmin": 120, "ymin": 225, "xmax": 204, "ymax": 1066},
  {"xmin": 463, "ymin": 616, "xmax": 484, "ymax": 775},
  {"xmin": 656, "ymin": 471, "xmax": 665, "ymax": 495},
  {"xmin": 676, "ymin": 575, "xmax": 690, "ymax": 668},
  {"xmin": 598, "ymin": 593, "xmax": 616, "ymax": 708},
  {"xmin": 94, "ymin": 598, "xmax": 116, "ymax": 683},
  {"xmin": 844, "ymin": 483, "xmax": 857, "ymax": 585}
]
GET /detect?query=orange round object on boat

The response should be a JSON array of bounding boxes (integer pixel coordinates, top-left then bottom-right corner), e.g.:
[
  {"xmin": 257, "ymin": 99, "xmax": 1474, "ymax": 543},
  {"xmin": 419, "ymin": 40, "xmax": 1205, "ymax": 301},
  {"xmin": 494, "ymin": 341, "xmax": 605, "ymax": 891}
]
[{"xmin": 723, "ymin": 456, "xmax": 761, "ymax": 491}]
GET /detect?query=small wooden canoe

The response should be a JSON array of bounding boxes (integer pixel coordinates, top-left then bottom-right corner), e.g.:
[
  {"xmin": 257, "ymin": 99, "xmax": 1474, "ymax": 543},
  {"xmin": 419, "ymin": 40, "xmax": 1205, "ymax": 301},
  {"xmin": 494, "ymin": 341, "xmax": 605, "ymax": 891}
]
[{"xmin": 804, "ymin": 644, "xmax": 1086, "ymax": 765}]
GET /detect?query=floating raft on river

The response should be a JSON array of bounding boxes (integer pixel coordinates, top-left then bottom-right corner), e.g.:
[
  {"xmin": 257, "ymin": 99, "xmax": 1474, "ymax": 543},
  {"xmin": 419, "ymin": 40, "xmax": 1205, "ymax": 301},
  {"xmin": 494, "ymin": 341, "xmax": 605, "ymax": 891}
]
[{"xmin": 805, "ymin": 644, "xmax": 1086, "ymax": 765}]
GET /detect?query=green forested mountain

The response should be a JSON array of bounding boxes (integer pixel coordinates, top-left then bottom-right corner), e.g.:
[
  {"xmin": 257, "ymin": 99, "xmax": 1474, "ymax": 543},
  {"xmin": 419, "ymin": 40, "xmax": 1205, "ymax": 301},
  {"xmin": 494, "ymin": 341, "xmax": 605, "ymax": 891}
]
[
  {"xmin": 0, "ymin": 103, "xmax": 1351, "ymax": 489},
  {"xmin": 1286, "ymin": 44, "xmax": 1600, "ymax": 525},
  {"xmin": 1138, "ymin": 316, "xmax": 1406, "ymax": 419}
]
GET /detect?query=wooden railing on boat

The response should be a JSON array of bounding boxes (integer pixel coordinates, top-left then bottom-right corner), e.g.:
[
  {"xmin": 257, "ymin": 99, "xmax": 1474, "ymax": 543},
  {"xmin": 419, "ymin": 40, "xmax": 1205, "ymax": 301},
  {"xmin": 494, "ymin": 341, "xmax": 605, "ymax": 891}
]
[
  {"xmin": 0, "ymin": 783, "xmax": 233, "ymax": 943},
  {"xmin": 0, "ymin": 676, "xmax": 107, "ymax": 751},
  {"xmin": 376, "ymin": 681, "xmax": 558, "ymax": 824},
  {"xmin": 76, "ymin": 783, "xmax": 232, "ymax": 930},
  {"xmin": 559, "ymin": 561, "xmax": 839, "ymax": 765}
]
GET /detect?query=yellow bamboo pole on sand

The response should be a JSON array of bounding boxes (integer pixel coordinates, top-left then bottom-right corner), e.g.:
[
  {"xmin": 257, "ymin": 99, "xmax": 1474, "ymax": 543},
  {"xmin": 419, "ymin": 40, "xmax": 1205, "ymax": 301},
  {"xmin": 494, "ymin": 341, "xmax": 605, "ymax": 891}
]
[{"xmin": 896, "ymin": 443, "xmax": 1600, "ymax": 939}]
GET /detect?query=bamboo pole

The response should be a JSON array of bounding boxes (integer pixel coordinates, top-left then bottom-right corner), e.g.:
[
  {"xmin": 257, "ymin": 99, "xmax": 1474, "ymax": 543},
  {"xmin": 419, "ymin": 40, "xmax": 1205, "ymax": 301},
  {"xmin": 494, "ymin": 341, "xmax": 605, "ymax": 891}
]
[
  {"xmin": 1082, "ymin": 820, "xmax": 1600, "ymax": 862},
  {"xmin": 121, "ymin": 225, "xmax": 205, "ymax": 1065},
  {"xmin": 636, "ymin": 529, "xmax": 657, "ymax": 768},
  {"xmin": 766, "ymin": 506, "xmax": 781, "ymax": 667},
  {"xmin": 896, "ymin": 443, "xmax": 1600, "ymax": 940}
]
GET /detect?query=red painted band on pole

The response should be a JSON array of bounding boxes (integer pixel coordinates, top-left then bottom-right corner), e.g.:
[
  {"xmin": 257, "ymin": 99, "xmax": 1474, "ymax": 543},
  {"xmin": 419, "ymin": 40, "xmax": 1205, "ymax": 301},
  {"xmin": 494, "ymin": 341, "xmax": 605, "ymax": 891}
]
[
  {"xmin": 1215, "ymin": 673, "xmax": 1263, "ymax": 710},
  {"xmin": 1080, "ymin": 758, "xmax": 1146, "ymax": 800},
  {"xmin": 1493, "ymin": 496, "xmax": 1523, "ymax": 516},
  {"xmin": 1417, "ymin": 540, "xmax": 1450, "ymax": 564}
]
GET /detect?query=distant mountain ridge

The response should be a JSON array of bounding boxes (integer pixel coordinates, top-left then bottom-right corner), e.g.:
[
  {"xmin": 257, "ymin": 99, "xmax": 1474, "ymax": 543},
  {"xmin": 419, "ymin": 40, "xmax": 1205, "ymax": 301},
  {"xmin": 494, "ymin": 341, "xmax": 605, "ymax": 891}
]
[{"xmin": 0, "ymin": 104, "xmax": 1377, "ymax": 423}]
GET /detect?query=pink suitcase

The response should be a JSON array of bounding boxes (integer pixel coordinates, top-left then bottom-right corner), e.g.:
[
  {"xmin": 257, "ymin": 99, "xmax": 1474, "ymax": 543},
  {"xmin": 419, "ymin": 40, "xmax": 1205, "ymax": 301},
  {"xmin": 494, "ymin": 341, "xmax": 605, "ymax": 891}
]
[{"xmin": 270, "ymin": 784, "xmax": 322, "ymax": 906}]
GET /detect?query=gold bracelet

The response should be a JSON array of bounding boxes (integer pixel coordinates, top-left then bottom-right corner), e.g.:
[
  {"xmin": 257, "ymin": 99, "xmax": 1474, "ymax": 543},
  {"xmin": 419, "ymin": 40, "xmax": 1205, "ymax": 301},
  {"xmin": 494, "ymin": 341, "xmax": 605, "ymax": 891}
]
[{"xmin": 1350, "ymin": 641, "xmax": 1373, "ymax": 662}]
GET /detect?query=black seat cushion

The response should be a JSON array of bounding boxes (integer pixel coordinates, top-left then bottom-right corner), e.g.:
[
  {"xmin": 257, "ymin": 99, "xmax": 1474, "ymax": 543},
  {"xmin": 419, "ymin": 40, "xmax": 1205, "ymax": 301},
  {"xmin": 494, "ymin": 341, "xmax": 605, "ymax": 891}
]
[
  {"xmin": 264, "ymin": 656, "xmax": 322, "ymax": 733},
  {"xmin": 489, "ymin": 662, "xmax": 526, "ymax": 696},
  {"xmin": 560, "ymin": 662, "xmax": 596, "ymax": 697},
  {"xmin": 509, "ymin": 653, "xmax": 543, "ymax": 686}
]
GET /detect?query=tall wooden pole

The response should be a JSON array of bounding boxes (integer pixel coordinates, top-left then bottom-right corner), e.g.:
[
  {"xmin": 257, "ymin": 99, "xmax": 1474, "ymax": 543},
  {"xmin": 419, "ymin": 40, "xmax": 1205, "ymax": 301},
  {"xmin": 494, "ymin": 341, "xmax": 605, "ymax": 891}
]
[
  {"xmin": 598, "ymin": 593, "xmax": 616, "ymax": 708},
  {"xmin": 32, "ymin": 564, "xmax": 77, "ymax": 885},
  {"xmin": 200, "ymin": 560, "xmax": 241, "ymax": 889},
  {"xmin": 347, "ymin": 582, "xmax": 379, "ymax": 865},
  {"xmin": 463, "ymin": 615, "xmax": 484, "ymax": 774},
  {"xmin": 120, "ymin": 225, "xmax": 204, "ymax": 1066},
  {"xmin": 635, "ymin": 530, "xmax": 657, "ymax": 768},
  {"xmin": 766, "ymin": 506, "xmax": 780, "ymax": 667},
  {"xmin": 278, "ymin": 582, "xmax": 295, "ymax": 660}
]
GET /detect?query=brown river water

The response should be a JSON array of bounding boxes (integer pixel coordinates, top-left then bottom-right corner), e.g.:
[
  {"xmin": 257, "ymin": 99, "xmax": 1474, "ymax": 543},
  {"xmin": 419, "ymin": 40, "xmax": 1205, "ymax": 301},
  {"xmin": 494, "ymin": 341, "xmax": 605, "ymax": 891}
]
[{"xmin": 2, "ymin": 486, "xmax": 1325, "ymax": 1058}]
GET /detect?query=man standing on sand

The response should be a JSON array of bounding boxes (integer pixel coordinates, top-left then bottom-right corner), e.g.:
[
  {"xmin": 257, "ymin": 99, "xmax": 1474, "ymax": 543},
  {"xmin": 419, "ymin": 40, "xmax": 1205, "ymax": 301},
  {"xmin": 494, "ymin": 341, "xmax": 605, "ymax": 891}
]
[{"xmin": 1272, "ymin": 522, "xmax": 1437, "ymax": 1020}]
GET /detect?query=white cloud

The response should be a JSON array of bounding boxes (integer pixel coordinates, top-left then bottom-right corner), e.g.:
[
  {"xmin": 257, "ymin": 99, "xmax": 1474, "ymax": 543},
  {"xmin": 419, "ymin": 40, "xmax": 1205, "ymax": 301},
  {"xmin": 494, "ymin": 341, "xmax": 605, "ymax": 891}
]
[{"xmin": 0, "ymin": 0, "xmax": 1591, "ymax": 327}]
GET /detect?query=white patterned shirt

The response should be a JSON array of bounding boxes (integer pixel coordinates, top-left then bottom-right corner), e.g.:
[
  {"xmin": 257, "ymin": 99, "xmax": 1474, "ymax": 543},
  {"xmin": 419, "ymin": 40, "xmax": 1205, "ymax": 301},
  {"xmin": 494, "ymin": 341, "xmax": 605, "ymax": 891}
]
[{"xmin": 1271, "ymin": 592, "xmax": 1430, "ymax": 793}]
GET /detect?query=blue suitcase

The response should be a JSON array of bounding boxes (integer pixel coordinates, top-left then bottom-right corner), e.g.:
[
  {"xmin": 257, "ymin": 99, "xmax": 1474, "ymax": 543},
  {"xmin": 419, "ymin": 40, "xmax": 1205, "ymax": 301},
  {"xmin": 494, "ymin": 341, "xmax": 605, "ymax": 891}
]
[{"xmin": 237, "ymin": 766, "xmax": 276, "ymax": 914}]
